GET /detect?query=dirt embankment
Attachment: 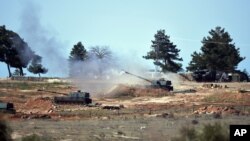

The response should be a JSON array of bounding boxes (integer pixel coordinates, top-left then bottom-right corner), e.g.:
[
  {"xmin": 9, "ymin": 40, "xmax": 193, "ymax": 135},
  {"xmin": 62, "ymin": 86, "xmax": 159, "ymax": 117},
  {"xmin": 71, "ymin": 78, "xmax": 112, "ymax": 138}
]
[
  {"xmin": 194, "ymin": 105, "xmax": 242, "ymax": 115},
  {"xmin": 104, "ymin": 84, "xmax": 172, "ymax": 98},
  {"xmin": 18, "ymin": 97, "xmax": 55, "ymax": 114},
  {"xmin": 1, "ymin": 80, "xmax": 250, "ymax": 121}
]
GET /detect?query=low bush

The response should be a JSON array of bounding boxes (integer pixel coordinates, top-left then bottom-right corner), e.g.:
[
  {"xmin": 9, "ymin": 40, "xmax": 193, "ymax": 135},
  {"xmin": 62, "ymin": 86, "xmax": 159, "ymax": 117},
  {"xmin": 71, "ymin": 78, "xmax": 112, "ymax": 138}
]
[
  {"xmin": 21, "ymin": 134, "xmax": 52, "ymax": 141},
  {"xmin": 172, "ymin": 123, "xmax": 229, "ymax": 141}
]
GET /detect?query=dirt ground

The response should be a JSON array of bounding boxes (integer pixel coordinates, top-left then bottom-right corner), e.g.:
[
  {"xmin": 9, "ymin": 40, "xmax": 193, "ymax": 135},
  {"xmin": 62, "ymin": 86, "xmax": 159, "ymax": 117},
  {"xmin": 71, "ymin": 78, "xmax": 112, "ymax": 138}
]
[
  {"xmin": 9, "ymin": 116, "xmax": 250, "ymax": 141},
  {"xmin": 0, "ymin": 79, "xmax": 250, "ymax": 140}
]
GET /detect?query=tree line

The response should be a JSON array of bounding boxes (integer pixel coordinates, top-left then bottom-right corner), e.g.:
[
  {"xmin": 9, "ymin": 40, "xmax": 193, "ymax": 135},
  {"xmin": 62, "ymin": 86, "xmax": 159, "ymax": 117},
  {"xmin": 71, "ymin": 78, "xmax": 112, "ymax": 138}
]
[
  {"xmin": 70, "ymin": 26, "xmax": 246, "ymax": 75},
  {"xmin": 0, "ymin": 25, "xmax": 47, "ymax": 77},
  {"xmin": 143, "ymin": 26, "xmax": 245, "ymax": 73},
  {"xmin": 1, "ymin": 25, "xmax": 246, "ymax": 77},
  {"xmin": 68, "ymin": 42, "xmax": 112, "ymax": 77}
]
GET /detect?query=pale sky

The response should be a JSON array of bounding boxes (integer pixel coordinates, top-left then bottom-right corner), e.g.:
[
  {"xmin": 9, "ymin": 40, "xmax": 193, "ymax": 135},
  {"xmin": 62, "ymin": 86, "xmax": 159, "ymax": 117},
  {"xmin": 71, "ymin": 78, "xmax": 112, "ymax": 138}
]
[{"xmin": 0, "ymin": 0, "xmax": 250, "ymax": 77}]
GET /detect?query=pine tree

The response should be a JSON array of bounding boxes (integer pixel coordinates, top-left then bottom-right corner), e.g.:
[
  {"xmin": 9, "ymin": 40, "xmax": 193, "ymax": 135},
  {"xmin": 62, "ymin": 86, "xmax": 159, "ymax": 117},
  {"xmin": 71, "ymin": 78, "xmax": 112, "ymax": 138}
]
[
  {"xmin": 187, "ymin": 27, "xmax": 245, "ymax": 72},
  {"xmin": 28, "ymin": 55, "xmax": 48, "ymax": 77},
  {"xmin": 143, "ymin": 30, "xmax": 183, "ymax": 72},
  {"xmin": 13, "ymin": 68, "xmax": 21, "ymax": 76},
  {"xmin": 0, "ymin": 25, "xmax": 35, "ymax": 76},
  {"xmin": 0, "ymin": 25, "xmax": 13, "ymax": 77},
  {"xmin": 69, "ymin": 42, "xmax": 88, "ymax": 61},
  {"xmin": 68, "ymin": 42, "xmax": 88, "ymax": 76}
]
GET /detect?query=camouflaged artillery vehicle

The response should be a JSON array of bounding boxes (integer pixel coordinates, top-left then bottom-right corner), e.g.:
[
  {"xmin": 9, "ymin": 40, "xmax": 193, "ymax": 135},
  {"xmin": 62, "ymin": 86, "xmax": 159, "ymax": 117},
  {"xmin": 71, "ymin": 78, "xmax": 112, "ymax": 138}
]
[
  {"xmin": 124, "ymin": 71, "xmax": 173, "ymax": 91},
  {"xmin": 192, "ymin": 69, "xmax": 249, "ymax": 82},
  {"xmin": 37, "ymin": 89, "xmax": 92, "ymax": 104},
  {"xmin": 0, "ymin": 102, "xmax": 16, "ymax": 114}
]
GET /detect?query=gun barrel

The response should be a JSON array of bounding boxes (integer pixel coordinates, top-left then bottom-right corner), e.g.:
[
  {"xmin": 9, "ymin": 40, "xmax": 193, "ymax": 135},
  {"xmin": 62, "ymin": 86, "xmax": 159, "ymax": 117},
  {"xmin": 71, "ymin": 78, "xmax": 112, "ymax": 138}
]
[
  {"xmin": 124, "ymin": 71, "xmax": 152, "ymax": 83},
  {"xmin": 37, "ymin": 89, "xmax": 68, "ymax": 95}
]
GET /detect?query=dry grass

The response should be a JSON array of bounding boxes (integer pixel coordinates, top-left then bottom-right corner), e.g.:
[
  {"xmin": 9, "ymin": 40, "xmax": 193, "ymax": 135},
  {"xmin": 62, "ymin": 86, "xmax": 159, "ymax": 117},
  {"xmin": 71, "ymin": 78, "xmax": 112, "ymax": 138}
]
[
  {"xmin": 202, "ymin": 91, "xmax": 250, "ymax": 104},
  {"xmin": 0, "ymin": 80, "xmax": 70, "ymax": 90},
  {"xmin": 1, "ymin": 80, "xmax": 250, "ymax": 140},
  {"xmin": 9, "ymin": 115, "xmax": 250, "ymax": 141}
]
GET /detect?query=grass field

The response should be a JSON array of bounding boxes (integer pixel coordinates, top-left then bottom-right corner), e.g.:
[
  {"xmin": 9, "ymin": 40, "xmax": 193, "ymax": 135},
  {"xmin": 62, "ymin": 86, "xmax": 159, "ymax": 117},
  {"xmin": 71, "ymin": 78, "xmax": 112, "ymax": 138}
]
[{"xmin": 9, "ymin": 115, "xmax": 250, "ymax": 141}]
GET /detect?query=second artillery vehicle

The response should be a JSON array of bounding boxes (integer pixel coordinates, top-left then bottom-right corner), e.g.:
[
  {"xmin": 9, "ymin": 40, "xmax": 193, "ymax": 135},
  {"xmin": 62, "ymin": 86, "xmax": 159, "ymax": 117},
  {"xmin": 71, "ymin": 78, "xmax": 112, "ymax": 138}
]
[
  {"xmin": 192, "ymin": 69, "xmax": 249, "ymax": 82},
  {"xmin": 0, "ymin": 102, "xmax": 16, "ymax": 114},
  {"xmin": 124, "ymin": 71, "xmax": 174, "ymax": 91},
  {"xmin": 38, "ymin": 89, "xmax": 92, "ymax": 104}
]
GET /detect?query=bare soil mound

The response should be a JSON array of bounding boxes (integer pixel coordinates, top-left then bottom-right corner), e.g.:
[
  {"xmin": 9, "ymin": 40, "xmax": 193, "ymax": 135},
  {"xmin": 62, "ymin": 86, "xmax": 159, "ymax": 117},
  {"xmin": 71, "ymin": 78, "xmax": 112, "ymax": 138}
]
[
  {"xmin": 105, "ymin": 85, "xmax": 136, "ymax": 98},
  {"xmin": 194, "ymin": 105, "xmax": 241, "ymax": 115},
  {"xmin": 18, "ymin": 97, "xmax": 54, "ymax": 114},
  {"xmin": 105, "ymin": 84, "xmax": 171, "ymax": 98}
]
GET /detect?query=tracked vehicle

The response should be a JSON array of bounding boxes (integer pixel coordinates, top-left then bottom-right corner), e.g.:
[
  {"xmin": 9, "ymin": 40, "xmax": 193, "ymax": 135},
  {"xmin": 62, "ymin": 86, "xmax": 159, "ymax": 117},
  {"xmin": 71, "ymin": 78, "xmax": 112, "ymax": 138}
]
[
  {"xmin": 38, "ymin": 90, "xmax": 92, "ymax": 104},
  {"xmin": 124, "ymin": 71, "xmax": 173, "ymax": 91},
  {"xmin": 0, "ymin": 102, "xmax": 16, "ymax": 114}
]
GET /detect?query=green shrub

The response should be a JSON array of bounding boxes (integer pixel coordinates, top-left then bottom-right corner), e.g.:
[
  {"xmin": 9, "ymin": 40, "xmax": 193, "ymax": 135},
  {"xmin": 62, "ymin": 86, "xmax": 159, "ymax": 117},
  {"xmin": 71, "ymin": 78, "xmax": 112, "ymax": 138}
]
[
  {"xmin": 21, "ymin": 134, "xmax": 52, "ymax": 141},
  {"xmin": 172, "ymin": 126, "xmax": 198, "ymax": 141},
  {"xmin": 21, "ymin": 134, "xmax": 40, "ymax": 141},
  {"xmin": 172, "ymin": 123, "xmax": 229, "ymax": 141},
  {"xmin": 199, "ymin": 123, "xmax": 229, "ymax": 141}
]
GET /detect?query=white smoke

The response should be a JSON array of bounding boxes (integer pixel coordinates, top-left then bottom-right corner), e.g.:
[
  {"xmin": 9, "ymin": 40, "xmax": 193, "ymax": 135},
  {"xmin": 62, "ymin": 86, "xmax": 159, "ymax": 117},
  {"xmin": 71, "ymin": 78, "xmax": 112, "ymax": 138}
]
[
  {"xmin": 19, "ymin": 1, "xmax": 68, "ymax": 76},
  {"xmin": 69, "ymin": 47, "xmax": 151, "ymax": 95},
  {"xmin": 68, "ymin": 47, "xmax": 182, "ymax": 96},
  {"xmin": 17, "ymin": 1, "xmax": 181, "ymax": 94}
]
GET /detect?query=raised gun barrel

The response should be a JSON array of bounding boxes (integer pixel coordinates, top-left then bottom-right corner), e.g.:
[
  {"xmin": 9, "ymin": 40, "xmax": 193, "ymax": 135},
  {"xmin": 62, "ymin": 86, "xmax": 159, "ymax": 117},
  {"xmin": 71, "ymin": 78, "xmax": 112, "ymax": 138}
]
[
  {"xmin": 37, "ymin": 89, "xmax": 68, "ymax": 96},
  {"xmin": 123, "ymin": 70, "xmax": 173, "ymax": 91},
  {"xmin": 123, "ymin": 71, "xmax": 152, "ymax": 83}
]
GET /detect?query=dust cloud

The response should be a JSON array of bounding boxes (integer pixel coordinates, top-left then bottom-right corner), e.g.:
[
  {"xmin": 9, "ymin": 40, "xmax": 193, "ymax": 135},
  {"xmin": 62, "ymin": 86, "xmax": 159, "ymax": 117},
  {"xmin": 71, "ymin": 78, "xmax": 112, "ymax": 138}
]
[
  {"xmin": 69, "ymin": 50, "xmax": 182, "ymax": 96},
  {"xmin": 69, "ymin": 48, "xmax": 149, "ymax": 96}
]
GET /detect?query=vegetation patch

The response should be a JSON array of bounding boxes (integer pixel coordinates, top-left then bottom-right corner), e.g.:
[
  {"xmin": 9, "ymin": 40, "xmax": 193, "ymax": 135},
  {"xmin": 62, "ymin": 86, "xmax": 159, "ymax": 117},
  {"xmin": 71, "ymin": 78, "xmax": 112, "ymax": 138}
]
[
  {"xmin": 172, "ymin": 123, "xmax": 229, "ymax": 141},
  {"xmin": 0, "ymin": 81, "xmax": 70, "ymax": 90},
  {"xmin": 21, "ymin": 134, "xmax": 52, "ymax": 141}
]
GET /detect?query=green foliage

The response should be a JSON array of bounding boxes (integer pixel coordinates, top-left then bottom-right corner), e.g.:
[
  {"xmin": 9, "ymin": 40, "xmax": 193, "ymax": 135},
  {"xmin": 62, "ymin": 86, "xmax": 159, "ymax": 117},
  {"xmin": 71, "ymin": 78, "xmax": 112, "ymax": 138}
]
[
  {"xmin": 172, "ymin": 123, "xmax": 229, "ymax": 141},
  {"xmin": 186, "ymin": 51, "xmax": 206, "ymax": 71},
  {"xmin": 0, "ymin": 25, "xmax": 15, "ymax": 77},
  {"xmin": 0, "ymin": 26, "xmax": 12, "ymax": 63},
  {"xmin": 21, "ymin": 134, "xmax": 41, "ymax": 141},
  {"xmin": 199, "ymin": 123, "xmax": 229, "ymax": 141},
  {"xmin": 28, "ymin": 55, "xmax": 48, "ymax": 77},
  {"xmin": 187, "ymin": 26, "xmax": 244, "ymax": 72},
  {"xmin": 69, "ymin": 42, "xmax": 88, "ymax": 62},
  {"xmin": 173, "ymin": 126, "xmax": 198, "ymax": 141},
  {"xmin": 21, "ymin": 134, "xmax": 52, "ymax": 141},
  {"xmin": 68, "ymin": 41, "xmax": 88, "ymax": 76},
  {"xmin": 12, "ymin": 68, "xmax": 21, "ymax": 76},
  {"xmin": 0, "ymin": 120, "xmax": 12, "ymax": 141},
  {"xmin": 243, "ymin": 69, "xmax": 249, "ymax": 76},
  {"xmin": 143, "ymin": 30, "xmax": 183, "ymax": 72},
  {"xmin": 0, "ymin": 25, "xmax": 36, "ymax": 76}
]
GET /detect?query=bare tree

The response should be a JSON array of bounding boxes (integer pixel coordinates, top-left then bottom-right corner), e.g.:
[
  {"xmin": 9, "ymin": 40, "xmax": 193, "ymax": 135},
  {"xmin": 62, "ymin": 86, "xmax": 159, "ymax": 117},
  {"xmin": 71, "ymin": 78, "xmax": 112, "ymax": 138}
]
[
  {"xmin": 90, "ymin": 46, "xmax": 112, "ymax": 60},
  {"xmin": 89, "ymin": 46, "xmax": 113, "ymax": 77}
]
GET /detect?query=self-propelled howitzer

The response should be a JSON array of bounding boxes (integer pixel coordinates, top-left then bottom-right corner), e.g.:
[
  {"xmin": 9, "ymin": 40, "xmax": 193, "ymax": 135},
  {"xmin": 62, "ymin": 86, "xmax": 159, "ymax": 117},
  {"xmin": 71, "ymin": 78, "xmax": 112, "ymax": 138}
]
[
  {"xmin": 37, "ymin": 89, "xmax": 92, "ymax": 104},
  {"xmin": 123, "ymin": 71, "xmax": 173, "ymax": 91}
]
